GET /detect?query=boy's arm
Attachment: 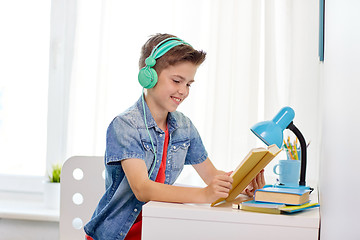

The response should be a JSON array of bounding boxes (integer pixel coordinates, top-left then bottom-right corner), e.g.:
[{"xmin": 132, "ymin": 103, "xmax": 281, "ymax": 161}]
[
  {"xmin": 192, "ymin": 158, "xmax": 227, "ymax": 185},
  {"xmin": 121, "ymin": 158, "xmax": 233, "ymax": 203}
]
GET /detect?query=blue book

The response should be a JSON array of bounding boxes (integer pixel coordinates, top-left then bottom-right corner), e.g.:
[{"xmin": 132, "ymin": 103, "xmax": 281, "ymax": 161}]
[{"xmin": 254, "ymin": 187, "xmax": 311, "ymax": 205}]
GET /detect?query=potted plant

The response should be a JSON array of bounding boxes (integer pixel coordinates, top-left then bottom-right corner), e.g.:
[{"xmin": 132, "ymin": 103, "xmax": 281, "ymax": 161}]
[
  {"xmin": 48, "ymin": 163, "xmax": 62, "ymax": 183},
  {"xmin": 44, "ymin": 163, "xmax": 62, "ymax": 209}
]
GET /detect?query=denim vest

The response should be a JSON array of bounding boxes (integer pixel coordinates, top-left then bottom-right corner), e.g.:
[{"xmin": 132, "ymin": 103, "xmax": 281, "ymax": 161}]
[{"xmin": 84, "ymin": 96, "xmax": 208, "ymax": 240}]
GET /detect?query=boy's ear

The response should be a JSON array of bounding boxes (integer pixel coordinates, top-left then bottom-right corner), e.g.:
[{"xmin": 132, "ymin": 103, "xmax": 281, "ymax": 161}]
[{"xmin": 138, "ymin": 66, "xmax": 158, "ymax": 89}]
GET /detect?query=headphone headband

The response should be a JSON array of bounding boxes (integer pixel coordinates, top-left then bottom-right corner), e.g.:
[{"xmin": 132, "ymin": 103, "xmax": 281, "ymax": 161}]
[{"xmin": 150, "ymin": 37, "xmax": 187, "ymax": 57}]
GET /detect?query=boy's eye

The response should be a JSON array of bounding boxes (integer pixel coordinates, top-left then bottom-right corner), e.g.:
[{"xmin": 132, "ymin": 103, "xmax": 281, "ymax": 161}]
[{"xmin": 172, "ymin": 78, "xmax": 192, "ymax": 87}]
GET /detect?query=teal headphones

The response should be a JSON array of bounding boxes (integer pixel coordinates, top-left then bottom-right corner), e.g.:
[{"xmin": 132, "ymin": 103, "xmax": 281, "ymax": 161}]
[{"xmin": 138, "ymin": 37, "xmax": 190, "ymax": 89}]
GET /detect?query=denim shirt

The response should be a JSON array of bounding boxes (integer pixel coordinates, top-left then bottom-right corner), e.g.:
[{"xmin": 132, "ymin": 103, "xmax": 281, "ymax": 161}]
[{"xmin": 84, "ymin": 96, "xmax": 208, "ymax": 240}]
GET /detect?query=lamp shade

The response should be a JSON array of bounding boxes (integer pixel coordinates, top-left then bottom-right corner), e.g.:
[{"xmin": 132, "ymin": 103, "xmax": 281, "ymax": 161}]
[{"xmin": 251, "ymin": 107, "xmax": 295, "ymax": 148}]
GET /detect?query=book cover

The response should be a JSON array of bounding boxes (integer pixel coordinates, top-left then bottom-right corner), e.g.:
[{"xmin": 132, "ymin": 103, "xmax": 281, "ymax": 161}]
[
  {"xmin": 211, "ymin": 144, "xmax": 281, "ymax": 207},
  {"xmin": 280, "ymin": 202, "xmax": 320, "ymax": 213},
  {"xmin": 254, "ymin": 187, "xmax": 311, "ymax": 205}
]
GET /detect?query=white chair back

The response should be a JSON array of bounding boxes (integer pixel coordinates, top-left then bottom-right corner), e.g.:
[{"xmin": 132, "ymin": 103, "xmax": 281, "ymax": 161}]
[{"xmin": 60, "ymin": 156, "xmax": 105, "ymax": 240}]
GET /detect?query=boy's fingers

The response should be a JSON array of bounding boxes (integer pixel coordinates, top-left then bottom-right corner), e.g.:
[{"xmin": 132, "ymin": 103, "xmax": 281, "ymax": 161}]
[
  {"xmin": 252, "ymin": 178, "xmax": 259, "ymax": 190},
  {"xmin": 218, "ymin": 174, "xmax": 233, "ymax": 184},
  {"xmin": 256, "ymin": 172, "xmax": 262, "ymax": 184},
  {"xmin": 245, "ymin": 188, "xmax": 254, "ymax": 197},
  {"xmin": 258, "ymin": 169, "xmax": 265, "ymax": 187},
  {"xmin": 217, "ymin": 179, "xmax": 233, "ymax": 189}
]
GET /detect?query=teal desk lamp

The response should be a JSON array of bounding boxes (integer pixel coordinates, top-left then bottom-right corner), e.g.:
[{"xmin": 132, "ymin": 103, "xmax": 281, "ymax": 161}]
[{"xmin": 250, "ymin": 107, "xmax": 307, "ymax": 186}]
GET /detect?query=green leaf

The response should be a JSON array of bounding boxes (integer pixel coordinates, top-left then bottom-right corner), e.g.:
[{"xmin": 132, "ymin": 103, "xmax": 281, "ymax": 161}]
[{"xmin": 48, "ymin": 163, "xmax": 62, "ymax": 183}]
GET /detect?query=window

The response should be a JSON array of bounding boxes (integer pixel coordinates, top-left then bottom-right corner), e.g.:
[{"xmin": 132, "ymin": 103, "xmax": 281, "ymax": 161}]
[{"xmin": 0, "ymin": 1, "xmax": 50, "ymax": 191}]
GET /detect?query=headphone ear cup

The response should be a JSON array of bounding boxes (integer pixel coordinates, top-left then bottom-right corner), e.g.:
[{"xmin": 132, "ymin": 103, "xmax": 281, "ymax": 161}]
[{"xmin": 138, "ymin": 67, "xmax": 158, "ymax": 89}]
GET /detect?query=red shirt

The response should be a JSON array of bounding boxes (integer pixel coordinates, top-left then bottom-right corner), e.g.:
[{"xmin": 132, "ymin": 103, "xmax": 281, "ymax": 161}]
[{"xmin": 125, "ymin": 126, "xmax": 169, "ymax": 240}]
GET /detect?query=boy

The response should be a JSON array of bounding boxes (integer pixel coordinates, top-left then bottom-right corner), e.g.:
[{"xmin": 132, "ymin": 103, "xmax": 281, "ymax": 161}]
[{"xmin": 84, "ymin": 33, "xmax": 265, "ymax": 240}]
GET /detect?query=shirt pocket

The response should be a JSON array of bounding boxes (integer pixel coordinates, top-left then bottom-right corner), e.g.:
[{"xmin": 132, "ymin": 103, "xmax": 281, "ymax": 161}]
[
  {"xmin": 141, "ymin": 140, "xmax": 157, "ymax": 171},
  {"xmin": 169, "ymin": 139, "xmax": 190, "ymax": 170}
]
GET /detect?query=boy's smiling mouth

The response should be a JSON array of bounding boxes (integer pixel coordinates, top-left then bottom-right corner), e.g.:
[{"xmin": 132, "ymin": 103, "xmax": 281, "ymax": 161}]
[{"xmin": 171, "ymin": 96, "xmax": 182, "ymax": 104}]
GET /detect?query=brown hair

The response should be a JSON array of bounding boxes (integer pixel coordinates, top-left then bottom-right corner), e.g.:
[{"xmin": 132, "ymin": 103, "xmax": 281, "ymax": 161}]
[{"xmin": 139, "ymin": 33, "xmax": 206, "ymax": 74}]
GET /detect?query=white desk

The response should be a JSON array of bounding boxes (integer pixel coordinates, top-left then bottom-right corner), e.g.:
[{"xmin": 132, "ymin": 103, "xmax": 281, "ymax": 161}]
[{"xmin": 142, "ymin": 190, "xmax": 320, "ymax": 240}]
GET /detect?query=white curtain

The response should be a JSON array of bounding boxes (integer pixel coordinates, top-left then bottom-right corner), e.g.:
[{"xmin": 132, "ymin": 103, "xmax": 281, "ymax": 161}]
[
  {"xmin": 59, "ymin": 0, "xmax": 321, "ymax": 186},
  {"xmin": 263, "ymin": 0, "xmax": 321, "ymax": 185}
]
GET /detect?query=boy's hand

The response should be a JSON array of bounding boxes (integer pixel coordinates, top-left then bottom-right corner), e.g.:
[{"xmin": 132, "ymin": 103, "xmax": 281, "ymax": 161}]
[
  {"xmin": 242, "ymin": 169, "xmax": 265, "ymax": 197},
  {"xmin": 203, "ymin": 173, "xmax": 233, "ymax": 203}
]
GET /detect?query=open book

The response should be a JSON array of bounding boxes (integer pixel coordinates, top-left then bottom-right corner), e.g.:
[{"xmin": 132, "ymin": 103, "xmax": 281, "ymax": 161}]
[{"xmin": 211, "ymin": 144, "xmax": 281, "ymax": 207}]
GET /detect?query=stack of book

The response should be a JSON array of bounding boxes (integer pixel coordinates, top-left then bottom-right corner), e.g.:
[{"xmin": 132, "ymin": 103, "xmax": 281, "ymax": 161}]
[{"xmin": 233, "ymin": 186, "xmax": 320, "ymax": 214}]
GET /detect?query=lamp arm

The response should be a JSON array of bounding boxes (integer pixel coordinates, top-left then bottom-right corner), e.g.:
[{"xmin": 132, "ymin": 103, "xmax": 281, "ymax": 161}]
[{"xmin": 286, "ymin": 121, "xmax": 307, "ymax": 186}]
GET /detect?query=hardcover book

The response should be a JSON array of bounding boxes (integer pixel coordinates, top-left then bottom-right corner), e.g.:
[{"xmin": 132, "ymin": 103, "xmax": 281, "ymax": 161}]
[
  {"xmin": 237, "ymin": 200, "xmax": 285, "ymax": 214},
  {"xmin": 211, "ymin": 144, "xmax": 281, "ymax": 207},
  {"xmin": 254, "ymin": 187, "xmax": 311, "ymax": 205}
]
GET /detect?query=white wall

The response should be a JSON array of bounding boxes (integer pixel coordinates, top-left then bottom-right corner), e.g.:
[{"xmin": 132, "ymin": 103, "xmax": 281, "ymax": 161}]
[
  {"xmin": 0, "ymin": 219, "xmax": 58, "ymax": 240},
  {"xmin": 319, "ymin": 0, "xmax": 360, "ymax": 239}
]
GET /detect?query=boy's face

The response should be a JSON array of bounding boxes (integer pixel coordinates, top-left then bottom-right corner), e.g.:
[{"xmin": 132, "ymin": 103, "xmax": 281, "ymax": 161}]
[{"xmin": 148, "ymin": 61, "xmax": 198, "ymax": 114}]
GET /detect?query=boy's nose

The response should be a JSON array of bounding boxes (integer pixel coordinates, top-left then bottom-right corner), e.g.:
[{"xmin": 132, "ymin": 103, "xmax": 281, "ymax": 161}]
[{"xmin": 178, "ymin": 85, "xmax": 188, "ymax": 95}]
